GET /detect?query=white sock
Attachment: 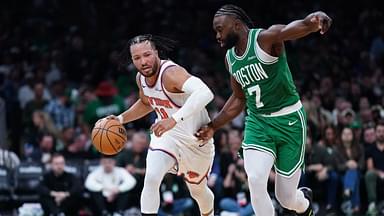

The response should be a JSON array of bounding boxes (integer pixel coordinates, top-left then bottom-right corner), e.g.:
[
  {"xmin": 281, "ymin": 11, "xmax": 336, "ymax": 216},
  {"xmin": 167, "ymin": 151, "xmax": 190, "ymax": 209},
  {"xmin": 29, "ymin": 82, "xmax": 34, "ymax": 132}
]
[{"xmin": 140, "ymin": 150, "xmax": 176, "ymax": 213}]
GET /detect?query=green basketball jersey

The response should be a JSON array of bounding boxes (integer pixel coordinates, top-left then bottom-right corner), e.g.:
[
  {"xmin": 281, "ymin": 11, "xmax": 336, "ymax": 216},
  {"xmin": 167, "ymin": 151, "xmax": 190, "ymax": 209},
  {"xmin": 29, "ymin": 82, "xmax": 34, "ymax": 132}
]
[{"xmin": 226, "ymin": 28, "xmax": 300, "ymax": 115}]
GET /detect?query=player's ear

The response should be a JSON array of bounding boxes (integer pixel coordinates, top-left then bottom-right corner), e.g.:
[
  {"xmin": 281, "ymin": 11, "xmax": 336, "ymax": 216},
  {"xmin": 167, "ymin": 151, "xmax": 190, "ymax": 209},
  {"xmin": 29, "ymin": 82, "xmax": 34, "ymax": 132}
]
[
  {"xmin": 155, "ymin": 49, "xmax": 159, "ymax": 56},
  {"xmin": 234, "ymin": 19, "xmax": 242, "ymax": 31}
]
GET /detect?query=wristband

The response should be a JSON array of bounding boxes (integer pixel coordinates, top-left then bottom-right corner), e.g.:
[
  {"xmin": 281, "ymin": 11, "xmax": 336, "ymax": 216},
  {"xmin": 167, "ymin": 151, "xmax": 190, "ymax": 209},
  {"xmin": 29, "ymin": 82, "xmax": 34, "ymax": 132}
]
[{"xmin": 117, "ymin": 115, "xmax": 124, "ymax": 124}]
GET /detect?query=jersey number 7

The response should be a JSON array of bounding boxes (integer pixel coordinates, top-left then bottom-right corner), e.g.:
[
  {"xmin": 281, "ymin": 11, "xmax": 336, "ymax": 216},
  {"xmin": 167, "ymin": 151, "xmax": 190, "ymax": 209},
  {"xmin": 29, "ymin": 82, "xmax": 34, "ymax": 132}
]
[{"xmin": 247, "ymin": 85, "xmax": 264, "ymax": 108}]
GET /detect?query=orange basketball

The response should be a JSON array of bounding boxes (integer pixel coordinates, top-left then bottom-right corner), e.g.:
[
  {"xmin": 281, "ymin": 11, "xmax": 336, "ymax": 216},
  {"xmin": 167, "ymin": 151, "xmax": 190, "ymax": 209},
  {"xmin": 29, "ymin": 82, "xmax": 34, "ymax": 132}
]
[{"xmin": 91, "ymin": 118, "xmax": 127, "ymax": 155}]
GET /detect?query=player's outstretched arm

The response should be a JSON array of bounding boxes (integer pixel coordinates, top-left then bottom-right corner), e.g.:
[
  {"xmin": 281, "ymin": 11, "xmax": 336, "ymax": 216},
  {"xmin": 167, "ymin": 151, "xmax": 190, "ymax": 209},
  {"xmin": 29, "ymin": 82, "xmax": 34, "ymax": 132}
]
[
  {"xmin": 210, "ymin": 76, "xmax": 245, "ymax": 131},
  {"xmin": 108, "ymin": 73, "xmax": 153, "ymax": 124},
  {"xmin": 259, "ymin": 11, "xmax": 332, "ymax": 44}
]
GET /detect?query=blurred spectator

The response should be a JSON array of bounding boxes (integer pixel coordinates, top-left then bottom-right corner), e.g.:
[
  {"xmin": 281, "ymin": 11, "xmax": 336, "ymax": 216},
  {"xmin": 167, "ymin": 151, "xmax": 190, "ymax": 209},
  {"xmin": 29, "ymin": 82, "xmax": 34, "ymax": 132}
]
[
  {"xmin": 29, "ymin": 134, "xmax": 55, "ymax": 165},
  {"xmin": 372, "ymin": 105, "xmax": 384, "ymax": 124},
  {"xmin": 60, "ymin": 132, "xmax": 97, "ymax": 161},
  {"xmin": 23, "ymin": 111, "xmax": 59, "ymax": 156},
  {"xmin": 56, "ymin": 127, "xmax": 75, "ymax": 152},
  {"xmin": 219, "ymin": 129, "xmax": 244, "ymax": 185},
  {"xmin": 335, "ymin": 127, "xmax": 365, "ymax": 214},
  {"xmin": 116, "ymin": 131, "xmax": 148, "ymax": 207},
  {"xmin": 303, "ymin": 93, "xmax": 333, "ymax": 140},
  {"xmin": 301, "ymin": 131, "xmax": 339, "ymax": 213},
  {"xmin": 359, "ymin": 97, "xmax": 371, "ymax": 112},
  {"xmin": 340, "ymin": 108, "xmax": 356, "ymax": 128},
  {"xmin": 22, "ymin": 81, "xmax": 49, "ymax": 131},
  {"xmin": 362, "ymin": 126, "xmax": 376, "ymax": 151},
  {"xmin": 365, "ymin": 123, "xmax": 384, "ymax": 215},
  {"xmin": 208, "ymin": 129, "xmax": 229, "ymax": 207},
  {"xmin": 158, "ymin": 174, "xmax": 194, "ymax": 216},
  {"xmin": 360, "ymin": 108, "xmax": 375, "ymax": 129},
  {"xmin": 85, "ymin": 156, "xmax": 136, "ymax": 216},
  {"xmin": 216, "ymin": 129, "xmax": 254, "ymax": 215},
  {"xmin": 0, "ymin": 147, "xmax": 20, "ymax": 169},
  {"xmin": 39, "ymin": 153, "xmax": 82, "ymax": 216},
  {"xmin": 219, "ymin": 158, "xmax": 253, "ymax": 216},
  {"xmin": 74, "ymin": 86, "xmax": 97, "ymax": 134},
  {"xmin": 332, "ymin": 97, "xmax": 352, "ymax": 127},
  {"xmin": 83, "ymin": 81, "xmax": 125, "ymax": 127},
  {"xmin": 18, "ymin": 73, "xmax": 50, "ymax": 109},
  {"xmin": 44, "ymin": 83, "xmax": 75, "ymax": 131},
  {"xmin": 319, "ymin": 126, "xmax": 339, "ymax": 148},
  {"xmin": 0, "ymin": 1, "xmax": 382, "ymax": 214}
]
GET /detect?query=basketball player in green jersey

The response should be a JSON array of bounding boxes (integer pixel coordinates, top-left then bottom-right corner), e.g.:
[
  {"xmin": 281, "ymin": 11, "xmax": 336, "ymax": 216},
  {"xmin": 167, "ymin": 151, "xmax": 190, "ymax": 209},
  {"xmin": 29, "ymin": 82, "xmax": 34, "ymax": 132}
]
[{"xmin": 196, "ymin": 4, "xmax": 332, "ymax": 216}]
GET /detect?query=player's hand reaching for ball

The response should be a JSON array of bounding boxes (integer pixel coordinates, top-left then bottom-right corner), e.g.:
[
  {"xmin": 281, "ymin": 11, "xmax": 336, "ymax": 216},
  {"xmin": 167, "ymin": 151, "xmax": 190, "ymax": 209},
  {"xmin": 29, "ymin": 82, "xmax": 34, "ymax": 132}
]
[
  {"xmin": 309, "ymin": 11, "xmax": 332, "ymax": 34},
  {"xmin": 103, "ymin": 114, "xmax": 124, "ymax": 124},
  {"xmin": 195, "ymin": 124, "xmax": 214, "ymax": 142},
  {"xmin": 95, "ymin": 115, "xmax": 117, "ymax": 125},
  {"xmin": 151, "ymin": 118, "xmax": 177, "ymax": 137}
]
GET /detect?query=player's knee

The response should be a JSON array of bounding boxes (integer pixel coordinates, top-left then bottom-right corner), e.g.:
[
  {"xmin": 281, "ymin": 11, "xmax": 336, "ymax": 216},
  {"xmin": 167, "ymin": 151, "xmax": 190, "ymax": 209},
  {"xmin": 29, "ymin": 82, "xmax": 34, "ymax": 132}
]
[
  {"xmin": 247, "ymin": 172, "xmax": 267, "ymax": 189},
  {"xmin": 189, "ymin": 185, "xmax": 213, "ymax": 201},
  {"xmin": 144, "ymin": 172, "xmax": 162, "ymax": 189}
]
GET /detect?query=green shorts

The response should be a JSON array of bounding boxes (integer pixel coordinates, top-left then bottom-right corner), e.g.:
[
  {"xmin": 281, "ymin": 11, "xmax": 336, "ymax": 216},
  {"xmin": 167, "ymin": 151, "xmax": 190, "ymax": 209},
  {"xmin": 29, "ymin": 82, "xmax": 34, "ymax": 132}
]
[{"xmin": 242, "ymin": 107, "xmax": 307, "ymax": 177}]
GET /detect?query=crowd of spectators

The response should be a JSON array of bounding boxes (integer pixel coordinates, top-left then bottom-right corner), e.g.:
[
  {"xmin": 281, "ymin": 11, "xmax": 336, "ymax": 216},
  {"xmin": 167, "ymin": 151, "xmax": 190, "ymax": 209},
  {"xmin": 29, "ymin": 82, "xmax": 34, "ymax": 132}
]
[{"xmin": 1, "ymin": 0, "xmax": 384, "ymax": 215}]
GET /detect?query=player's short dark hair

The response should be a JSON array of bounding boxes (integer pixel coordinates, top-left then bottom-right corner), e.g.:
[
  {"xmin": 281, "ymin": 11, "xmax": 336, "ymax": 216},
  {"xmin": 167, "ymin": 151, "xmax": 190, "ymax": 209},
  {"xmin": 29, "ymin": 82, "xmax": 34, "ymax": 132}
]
[
  {"xmin": 214, "ymin": 4, "xmax": 254, "ymax": 28},
  {"xmin": 118, "ymin": 34, "xmax": 177, "ymax": 68}
]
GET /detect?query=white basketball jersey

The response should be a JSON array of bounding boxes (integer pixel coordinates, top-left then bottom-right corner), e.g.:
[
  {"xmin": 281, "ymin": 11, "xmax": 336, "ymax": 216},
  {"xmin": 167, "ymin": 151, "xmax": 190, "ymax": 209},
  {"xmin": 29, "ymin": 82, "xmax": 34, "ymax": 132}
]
[{"xmin": 140, "ymin": 60, "xmax": 211, "ymax": 137}]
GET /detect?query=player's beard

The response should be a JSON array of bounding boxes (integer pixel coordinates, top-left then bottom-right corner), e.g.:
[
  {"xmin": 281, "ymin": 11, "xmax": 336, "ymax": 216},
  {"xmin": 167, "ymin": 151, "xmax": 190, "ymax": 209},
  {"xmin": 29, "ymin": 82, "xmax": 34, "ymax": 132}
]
[
  {"xmin": 140, "ymin": 60, "xmax": 159, "ymax": 78},
  {"xmin": 223, "ymin": 31, "xmax": 239, "ymax": 50}
]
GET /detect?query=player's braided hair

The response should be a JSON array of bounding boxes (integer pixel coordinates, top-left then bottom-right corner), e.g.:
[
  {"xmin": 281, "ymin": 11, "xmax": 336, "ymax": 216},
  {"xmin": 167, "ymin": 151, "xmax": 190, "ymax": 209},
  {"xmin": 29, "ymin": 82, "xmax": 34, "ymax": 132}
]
[
  {"xmin": 214, "ymin": 4, "xmax": 254, "ymax": 28},
  {"xmin": 118, "ymin": 34, "xmax": 177, "ymax": 68}
]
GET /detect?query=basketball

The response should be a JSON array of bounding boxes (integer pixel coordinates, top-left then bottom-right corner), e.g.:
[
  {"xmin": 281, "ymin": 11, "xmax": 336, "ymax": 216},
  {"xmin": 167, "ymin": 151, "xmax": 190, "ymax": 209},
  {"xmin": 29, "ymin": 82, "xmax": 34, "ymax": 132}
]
[{"xmin": 91, "ymin": 118, "xmax": 127, "ymax": 155}]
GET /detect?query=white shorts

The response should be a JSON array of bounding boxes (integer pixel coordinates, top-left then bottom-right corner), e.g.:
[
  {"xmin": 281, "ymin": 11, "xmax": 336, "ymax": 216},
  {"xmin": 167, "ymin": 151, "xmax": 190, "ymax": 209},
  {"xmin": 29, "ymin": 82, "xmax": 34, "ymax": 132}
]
[{"xmin": 149, "ymin": 132, "xmax": 214, "ymax": 184}]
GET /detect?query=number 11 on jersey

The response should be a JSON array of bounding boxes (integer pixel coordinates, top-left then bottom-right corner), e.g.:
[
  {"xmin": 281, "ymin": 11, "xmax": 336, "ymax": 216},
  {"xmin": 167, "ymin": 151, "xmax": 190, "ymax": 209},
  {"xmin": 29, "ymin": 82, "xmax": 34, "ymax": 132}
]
[{"xmin": 247, "ymin": 85, "xmax": 264, "ymax": 108}]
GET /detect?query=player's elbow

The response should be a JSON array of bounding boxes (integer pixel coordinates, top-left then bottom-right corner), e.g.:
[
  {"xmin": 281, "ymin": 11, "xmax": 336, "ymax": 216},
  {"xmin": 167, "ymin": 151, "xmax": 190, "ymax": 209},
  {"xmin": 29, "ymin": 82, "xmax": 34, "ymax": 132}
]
[
  {"xmin": 199, "ymin": 85, "xmax": 214, "ymax": 106},
  {"xmin": 206, "ymin": 88, "xmax": 214, "ymax": 104}
]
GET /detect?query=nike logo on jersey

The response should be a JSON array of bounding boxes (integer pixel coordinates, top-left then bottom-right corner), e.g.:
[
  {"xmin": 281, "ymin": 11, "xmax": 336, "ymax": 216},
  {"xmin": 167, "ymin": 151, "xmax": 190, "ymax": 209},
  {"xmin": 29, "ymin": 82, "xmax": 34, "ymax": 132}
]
[
  {"xmin": 230, "ymin": 60, "xmax": 236, "ymax": 66},
  {"xmin": 248, "ymin": 56, "xmax": 256, "ymax": 60},
  {"xmin": 288, "ymin": 120, "xmax": 298, "ymax": 126},
  {"xmin": 154, "ymin": 88, "xmax": 163, "ymax": 92},
  {"xmin": 198, "ymin": 142, "xmax": 207, "ymax": 147}
]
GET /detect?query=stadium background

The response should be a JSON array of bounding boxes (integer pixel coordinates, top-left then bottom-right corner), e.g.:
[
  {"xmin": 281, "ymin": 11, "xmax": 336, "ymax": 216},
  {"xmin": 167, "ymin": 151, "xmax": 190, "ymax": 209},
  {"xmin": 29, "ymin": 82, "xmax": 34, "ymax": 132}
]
[{"xmin": 0, "ymin": 0, "xmax": 383, "ymax": 215}]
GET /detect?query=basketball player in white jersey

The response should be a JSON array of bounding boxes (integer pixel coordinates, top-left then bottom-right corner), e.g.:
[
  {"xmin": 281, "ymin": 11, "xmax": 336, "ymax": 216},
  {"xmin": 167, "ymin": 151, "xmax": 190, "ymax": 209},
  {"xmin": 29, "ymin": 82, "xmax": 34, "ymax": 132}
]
[{"xmin": 106, "ymin": 35, "xmax": 215, "ymax": 216}]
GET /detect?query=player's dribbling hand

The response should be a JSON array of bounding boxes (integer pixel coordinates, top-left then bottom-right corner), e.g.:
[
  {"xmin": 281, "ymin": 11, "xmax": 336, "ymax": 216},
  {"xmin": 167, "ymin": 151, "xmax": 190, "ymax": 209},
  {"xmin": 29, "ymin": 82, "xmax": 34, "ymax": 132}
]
[
  {"xmin": 95, "ymin": 115, "xmax": 117, "ymax": 125},
  {"xmin": 151, "ymin": 118, "xmax": 177, "ymax": 137},
  {"xmin": 195, "ymin": 125, "xmax": 214, "ymax": 142},
  {"xmin": 310, "ymin": 11, "xmax": 332, "ymax": 34}
]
